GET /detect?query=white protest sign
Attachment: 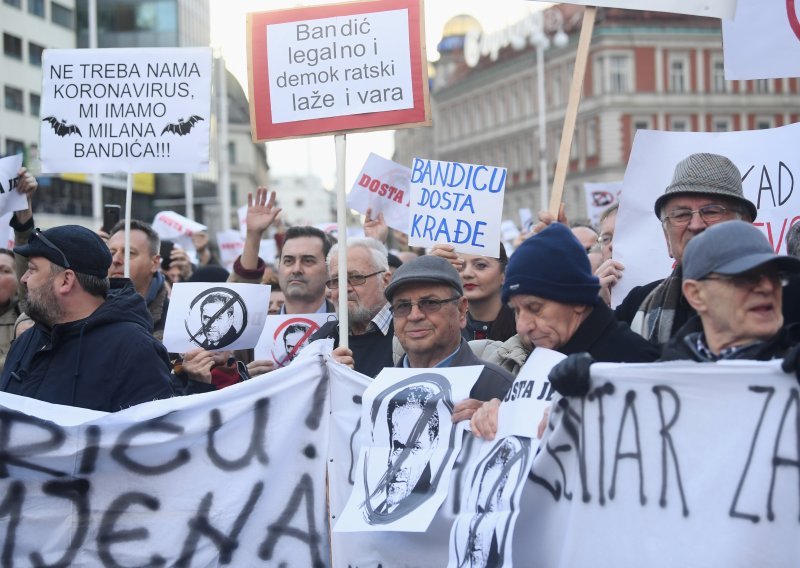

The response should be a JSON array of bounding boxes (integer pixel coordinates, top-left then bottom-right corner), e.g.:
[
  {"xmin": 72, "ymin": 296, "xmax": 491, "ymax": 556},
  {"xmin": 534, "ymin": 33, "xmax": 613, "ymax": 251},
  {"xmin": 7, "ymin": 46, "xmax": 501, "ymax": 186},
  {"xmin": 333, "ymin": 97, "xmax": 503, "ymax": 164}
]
[
  {"xmin": 259, "ymin": 238, "xmax": 279, "ymax": 265},
  {"xmin": 0, "ymin": 340, "xmax": 333, "ymax": 566},
  {"xmin": 237, "ymin": 204, "xmax": 248, "ymax": 238},
  {"xmin": 723, "ymin": 0, "xmax": 800, "ymax": 80},
  {"xmin": 0, "ymin": 154, "xmax": 30, "ymax": 217},
  {"xmin": 519, "ymin": 360, "xmax": 800, "ymax": 567},
  {"xmin": 500, "ymin": 220, "xmax": 520, "ymax": 243},
  {"xmin": 347, "ymin": 153, "xmax": 411, "ymax": 234},
  {"xmin": 216, "ymin": 229, "xmax": 245, "ymax": 270},
  {"xmin": 249, "ymin": 0, "xmax": 429, "ymax": 141},
  {"xmin": 518, "ymin": 208, "xmax": 533, "ymax": 233},
  {"xmin": 613, "ymin": 125, "xmax": 800, "ymax": 306},
  {"xmin": 547, "ymin": 0, "xmax": 738, "ymax": 19},
  {"xmin": 0, "ymin": 213, "xmax": 15, "ymax": 249},
  {"xmin": 335, "ymin": 366, "xmax": 481, "ymax": 533},
  {"xmin": 152, "ymin": 210, "xmax": 207, "ymax": 240},
  {"xmin": 584, "ymin": 180, "xmax": 622, "ymax": 225},
  {"xmin": 40, "ymin": 47, "xmax": 212, "ymax": 173},
  {"xmin": 409, "ymin": 158, "xmax": 507, "ymax": 257},
  {"xmin": 163, "ymin": 283, "xmax": 270, "ymax": 353},
  {"xmin": 254, "ymin": 313, "xmax": 335, "ymax": 367}
]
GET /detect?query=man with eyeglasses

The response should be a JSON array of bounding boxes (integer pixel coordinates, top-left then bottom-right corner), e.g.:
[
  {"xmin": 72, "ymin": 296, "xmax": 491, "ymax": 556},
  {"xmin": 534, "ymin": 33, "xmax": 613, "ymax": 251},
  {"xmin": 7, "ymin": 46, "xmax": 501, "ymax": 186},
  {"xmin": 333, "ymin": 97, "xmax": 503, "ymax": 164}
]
[
  {"xmin": 0, "ymin": 225, "xmax": 173, "ymax": 411},
  {"xmin": 610, "ymin": 153, "xmax": 760, "ymax": 345},
  {"xmin": 384, "ymin": 256, "xmax": 514, "ymax": 417},
  {"xmin": 309, "ymin": 238, "xmax": 394, "ymax": 378}
]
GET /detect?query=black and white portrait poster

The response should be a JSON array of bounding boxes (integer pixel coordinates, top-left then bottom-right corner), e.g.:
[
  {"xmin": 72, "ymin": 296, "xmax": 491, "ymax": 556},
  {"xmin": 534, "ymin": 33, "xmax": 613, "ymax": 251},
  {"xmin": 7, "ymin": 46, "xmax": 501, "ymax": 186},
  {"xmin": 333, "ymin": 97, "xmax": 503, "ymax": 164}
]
[
  {"xmin": 254, "ymin": 313, "xmax": 335, "ymax": 367},
  {"xmin": 335, "ymin": 366, "xmax": 481, "ymax": 532},
  {"xmin": 0, "ymin": 154, "xmax": 29, "ymax": 217},
  {"xmin": 448, "ymin": 348, "xmax": 564, "ymax": 567},
  {"xmin": 163, "ymin": 283, "xmax": 269, "ymax": 353}
]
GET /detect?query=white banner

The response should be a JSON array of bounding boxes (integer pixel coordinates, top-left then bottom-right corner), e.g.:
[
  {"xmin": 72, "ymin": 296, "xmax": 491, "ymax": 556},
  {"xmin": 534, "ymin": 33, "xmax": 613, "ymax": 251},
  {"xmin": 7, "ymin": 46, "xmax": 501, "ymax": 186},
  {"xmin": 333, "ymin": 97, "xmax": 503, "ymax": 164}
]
[
  {"xmin": 584, "ymin": 181, "xmax": 622, "ymax": 225},
  {"xmin": 548, "ymin": 0, "xmax": 738, "ymax": 19},
  {"xmin": 409, "ymin": 158, "xmax": 507, "ymax": 257},
  {"xmin": 0, "ymin": 155, "xmax": 30, "ymax": 218},
  {"xmin": 723, "ymin": 0, "xmax": 800, "ymax": 80},
  {"xmin": 0, "ymin": 341, "xmax": 332, "ymax": 566},
  {"xmin": 347, "ymin": 153, "xmax": 412, "ymax": 234},
  {"xmin": 613, "ymin": 125, "xmax": 800, "ymax": 306},
  {"xmin": 40, "ymin": 47, "xmax": 212, "ymax": 173}
]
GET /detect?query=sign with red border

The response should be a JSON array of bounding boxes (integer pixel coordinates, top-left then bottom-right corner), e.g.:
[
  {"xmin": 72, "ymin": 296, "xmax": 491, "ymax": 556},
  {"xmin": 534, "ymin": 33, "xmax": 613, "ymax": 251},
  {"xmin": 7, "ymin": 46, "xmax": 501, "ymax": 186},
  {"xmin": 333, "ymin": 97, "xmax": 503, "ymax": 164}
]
[{"xmin": 247, "ymin": 0, "xmax": 430, "ymax": 142}]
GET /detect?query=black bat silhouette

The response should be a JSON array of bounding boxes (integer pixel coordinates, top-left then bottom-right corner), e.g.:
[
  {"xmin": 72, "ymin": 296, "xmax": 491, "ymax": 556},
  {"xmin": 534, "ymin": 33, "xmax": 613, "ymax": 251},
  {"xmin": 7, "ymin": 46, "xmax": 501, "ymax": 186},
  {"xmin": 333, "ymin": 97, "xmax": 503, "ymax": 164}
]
[
  {"xmin": 161, "ymin": 115, "xmax": 204, "ymax": 136},
  {"xmin": 42, "ymin": 116, "xmax": 82, "ymax": 137}
]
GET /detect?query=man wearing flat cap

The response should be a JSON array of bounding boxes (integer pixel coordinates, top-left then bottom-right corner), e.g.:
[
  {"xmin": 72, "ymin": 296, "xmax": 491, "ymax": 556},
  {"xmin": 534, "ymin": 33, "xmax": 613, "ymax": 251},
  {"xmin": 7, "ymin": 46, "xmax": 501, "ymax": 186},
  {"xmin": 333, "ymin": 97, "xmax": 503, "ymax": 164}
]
[
  {"xmin": 0, "ymin": 225, "xmax": 173, "ymax": 411},
  {"xmin": 385, "ymin": 255, "xmax": 514, "ymax": 421}
]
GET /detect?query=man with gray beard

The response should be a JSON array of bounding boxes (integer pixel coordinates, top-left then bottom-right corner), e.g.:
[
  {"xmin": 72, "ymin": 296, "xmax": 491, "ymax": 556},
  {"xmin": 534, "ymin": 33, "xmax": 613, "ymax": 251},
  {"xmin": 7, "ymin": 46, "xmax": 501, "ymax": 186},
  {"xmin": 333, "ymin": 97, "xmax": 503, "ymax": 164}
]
[{"xmin": 309, "ymin": 237, "xmax": 395, "ymax": 378}]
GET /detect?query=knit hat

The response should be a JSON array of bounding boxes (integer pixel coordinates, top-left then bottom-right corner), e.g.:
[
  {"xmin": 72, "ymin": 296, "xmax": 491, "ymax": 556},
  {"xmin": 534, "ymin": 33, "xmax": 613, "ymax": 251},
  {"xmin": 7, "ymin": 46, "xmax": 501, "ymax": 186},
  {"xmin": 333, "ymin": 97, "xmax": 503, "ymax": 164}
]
[
  {"xmin": 654, "ymin": 153, "xmax": 757, "ymax": 221},
  {"xmin": 15, "ymin": 225, "xmax": 112, "ymax": 278},
  {"xmin": 683, "ymin": 220, "xmax": 800, "ymax": 280},
  {"xmin": 385, "ymin": 255, "xmax": 463, "ymax": 301},
  {"xmin": 502, "ymin": 223, "xmax": 600, "ymax": 305}
]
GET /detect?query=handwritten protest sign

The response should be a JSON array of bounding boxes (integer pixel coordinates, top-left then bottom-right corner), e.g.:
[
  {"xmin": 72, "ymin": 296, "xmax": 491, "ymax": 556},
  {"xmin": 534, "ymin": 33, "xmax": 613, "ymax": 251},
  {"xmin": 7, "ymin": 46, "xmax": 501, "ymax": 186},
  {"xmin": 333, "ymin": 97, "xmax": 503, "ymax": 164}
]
[
  {"xmin": 347, "ymin": 153, "xmax": 411, "ymax": 234},
  {"xmin": 584, "ymin": 180, "xmax": 622, "ymax": 225},
  {"xmin": 723, "ymin": 0, "xmax": 800, "ymax": 79},
  {"xmin": 0, "ymin": 154, "xmax": 29, "ymax": 217},
  {"xmin": 254, "ymin": 313, "xmax": 334, "ymax": 367},
  {"xmin": 247, "ymin": 0, "xmax": 429, "ymax": 141},
  {"xmin": 216, "ymin": 229, "xmax": 245, "ymax": 270},
  {"xmin": 613, "ymin": 124, "xmax": 800, "ymax": 306},
  {"xmin": 152, "ymin": 210, "xmax": 206, "ymax": 259},
  {"xmin": 40, "ymin": 47, "xmax": 211, "ymax": 173},
  {"xmin": 163, "ymin": 283, "xmax": 270, "ymax": 353},
  {"xmin": 408, "ymin": 158, "xmax": 507, "ymax": 256},
  {"xmin": 553, "ymin": 0, "xmax": 738, "ymax": 19}
]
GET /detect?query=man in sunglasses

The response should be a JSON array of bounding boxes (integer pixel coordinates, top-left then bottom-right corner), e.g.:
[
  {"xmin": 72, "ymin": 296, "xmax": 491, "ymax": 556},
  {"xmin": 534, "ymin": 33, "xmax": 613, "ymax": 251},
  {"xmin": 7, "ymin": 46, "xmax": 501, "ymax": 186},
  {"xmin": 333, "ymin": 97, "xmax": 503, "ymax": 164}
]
[
  {"xmin": 0, "ymin": 225, "xmax": 173, "ymax": 411},
  {"xmin": 384, "ymin": 255, "xmax": 513, "ymax": 411}
]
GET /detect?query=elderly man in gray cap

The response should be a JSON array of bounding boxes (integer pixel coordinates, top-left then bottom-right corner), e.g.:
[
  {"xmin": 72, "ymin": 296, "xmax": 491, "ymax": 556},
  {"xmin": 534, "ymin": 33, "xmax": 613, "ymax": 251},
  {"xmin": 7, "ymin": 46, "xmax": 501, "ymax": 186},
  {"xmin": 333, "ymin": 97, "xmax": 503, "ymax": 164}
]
[
  {"xmin": 385, "ymin": 255, "xmax": 514, "ymax": 419},
  {"xmin": 603, "ymin": 152, "xmax": 759, "ymax": 345}
]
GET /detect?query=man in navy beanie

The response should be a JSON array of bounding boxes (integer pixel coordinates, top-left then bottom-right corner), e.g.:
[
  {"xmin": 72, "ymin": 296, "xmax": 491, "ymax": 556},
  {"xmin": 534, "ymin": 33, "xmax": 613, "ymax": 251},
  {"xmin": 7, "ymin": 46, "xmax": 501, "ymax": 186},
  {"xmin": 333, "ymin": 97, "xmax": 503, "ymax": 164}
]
[{"xmin": 0, "ymin": 225, "xmax": 173, "ymax": 411}]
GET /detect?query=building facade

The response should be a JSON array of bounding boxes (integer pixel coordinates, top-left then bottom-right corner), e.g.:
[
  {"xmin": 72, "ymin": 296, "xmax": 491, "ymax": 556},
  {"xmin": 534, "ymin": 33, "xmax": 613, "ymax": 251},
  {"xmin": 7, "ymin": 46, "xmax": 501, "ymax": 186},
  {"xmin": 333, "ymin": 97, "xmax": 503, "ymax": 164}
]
[{"xmin": 396, "ymin": 6, "xmax": 800, "ymax": 223}]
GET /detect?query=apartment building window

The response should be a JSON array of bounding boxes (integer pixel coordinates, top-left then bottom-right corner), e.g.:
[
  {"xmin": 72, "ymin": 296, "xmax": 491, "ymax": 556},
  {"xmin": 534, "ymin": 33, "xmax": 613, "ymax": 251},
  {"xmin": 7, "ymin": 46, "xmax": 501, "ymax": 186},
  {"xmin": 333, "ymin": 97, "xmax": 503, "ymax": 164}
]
[
  {"xmin": 28, "ymin": 42, "xmax": 44, "ymax": 66},
  {"xmin": 52, "ymin": 2, "xmax": 75, "ymax": 29},
  {"xmin": 29, "ymin": 92, "xmax": 40, "ymax": 116},
  {"xmin": 712, "ymin": 58, "xmax": 726, "ymax": 93},
  {"xmin": 755, "ymin": 116, "xmax": 774, "ymax": 130},
  {"xmin": 592, "ymin": 56, "xmax": 604, "ymax": 95},
  {"xmin": 3, "ymin": 33, "xmax": 22, "ymax": 60},
  {"xmin": 668, "ymin": 54, "xmax": 690, "ymax": 93},
  {"xmin": 670, "ymin": 116, "xmax": 690, "ymax": 132},
  {"xmin": 755, "ymin": 79, "xmax": 771, "ymax": 93},
  {"xmin": 28, "ymin": 0, "xmax": 45, "ymax": 17},
  {"xmin": 5, "ymin": 138, "xmax": 25, "ymax": 157},
  {"xmin": 586, "ymin": 119, "xmax": 598, "ymax": 157},
  {"xmin": 3, "ymin": 0, "xmax": 21, "ymax": 8},
  {"xmin": 713, "ymin": 117, "xmax": 732, "ymax": 132},
  {"xmin": 4, "ymin": 86, "xmax": 23, "ymax": 112},
  {"xmin": 609, "ymin": 55, "xmax": 631, "ymax": 93}
]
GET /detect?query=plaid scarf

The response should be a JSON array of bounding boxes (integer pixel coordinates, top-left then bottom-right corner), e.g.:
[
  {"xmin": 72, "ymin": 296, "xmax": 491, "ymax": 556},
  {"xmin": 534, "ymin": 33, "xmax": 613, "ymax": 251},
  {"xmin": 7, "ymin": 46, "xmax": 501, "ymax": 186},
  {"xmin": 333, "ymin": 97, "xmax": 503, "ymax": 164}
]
[{"xmin": 630, "ymin": 265, "xmax": 683, "ymax": 345}]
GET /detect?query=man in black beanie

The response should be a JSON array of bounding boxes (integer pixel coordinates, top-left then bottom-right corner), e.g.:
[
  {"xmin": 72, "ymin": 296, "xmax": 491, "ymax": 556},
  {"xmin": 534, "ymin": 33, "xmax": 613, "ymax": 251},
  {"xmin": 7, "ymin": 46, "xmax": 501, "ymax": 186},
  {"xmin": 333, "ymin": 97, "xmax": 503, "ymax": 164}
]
[{"xmin": 0, "ymin": 225, "xmax": 173, "ymax": 411}]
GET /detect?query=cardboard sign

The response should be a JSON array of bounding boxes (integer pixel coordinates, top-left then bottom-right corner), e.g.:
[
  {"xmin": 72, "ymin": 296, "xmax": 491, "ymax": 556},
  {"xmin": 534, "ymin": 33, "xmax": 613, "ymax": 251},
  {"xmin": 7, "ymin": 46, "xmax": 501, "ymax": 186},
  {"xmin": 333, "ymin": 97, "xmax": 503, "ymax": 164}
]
[
  {"xmin": 163, "ymin": 283, "xmax": 270, "ymax": 353},
  {"xmin": 347, "ymin": 153, "xmax": 412, "ymax": 234},
  {"xmin": 613, "ymin": 125, "xmax": 800, "ymax": 306},
  {"xmin": 408, "ymin": 158, "xmax": 507, "ymax": 257},
  {"xmin": 558, "ymin": 0, "xmax": 738, "ymax": 19},
  {"xmin": 39, "ymin": 47, "xmax": 212, "ymax": 173},
  {"xmin": 584, "ymin": 181, "xmax": 622, "ymax": 225},
  {"xmin": 254, "ymin": 313, "xmax": 334, "ymax": 367},
  {"xmin": 0, "ymin": 154, "xmax": 29, "ymax": 217},
  {"xmin": 723, "ymin": 0, "xmax": 800, "ymax": 79},
  {"xmin": 247, "ymin": 0, "xmax": 429, "ymax": 141}
]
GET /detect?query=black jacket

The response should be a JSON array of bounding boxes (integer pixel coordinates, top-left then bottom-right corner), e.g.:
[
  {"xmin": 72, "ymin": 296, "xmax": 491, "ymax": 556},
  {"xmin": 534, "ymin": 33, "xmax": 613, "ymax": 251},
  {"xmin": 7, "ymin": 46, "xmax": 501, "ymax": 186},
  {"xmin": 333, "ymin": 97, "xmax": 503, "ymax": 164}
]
[
  {"xmin": 0, "ymin": 280, "xmax": 174, "ymax": 412},
  {"xmin": 564, "ymin": 301, "xmax": 660, "ymax": 363}
]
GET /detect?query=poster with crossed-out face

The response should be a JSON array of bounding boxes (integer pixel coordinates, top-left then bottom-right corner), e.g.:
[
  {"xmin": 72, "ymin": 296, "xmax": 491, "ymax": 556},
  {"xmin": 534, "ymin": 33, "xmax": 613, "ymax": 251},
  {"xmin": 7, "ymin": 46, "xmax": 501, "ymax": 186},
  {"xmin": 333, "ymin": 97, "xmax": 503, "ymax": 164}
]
[{"xmin": 254, "ymin": 313, "xmax": 335, "ymax": 367}]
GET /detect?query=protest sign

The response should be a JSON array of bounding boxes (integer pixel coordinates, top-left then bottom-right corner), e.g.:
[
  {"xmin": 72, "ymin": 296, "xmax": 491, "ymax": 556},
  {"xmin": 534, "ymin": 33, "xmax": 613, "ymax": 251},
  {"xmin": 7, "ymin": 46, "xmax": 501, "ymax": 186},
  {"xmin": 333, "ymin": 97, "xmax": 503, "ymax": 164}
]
[
  {"xmin": 518, "ymin": 208, "xmax": 533, "ymax": 233},
  {"xmin": 347, "ymin": 153, "xmax": 411, "ymax": 234},
  {"xmin": 39, "ymin": 47, "xmax": 211, "ymax": 173},
  {"xmin": 0, "ymin": 341, "xmax": 332, "ymax": 566},
  {"xmin": 216, "ymin": 229, "xmax": 245, "ymax": 270},
  {"xmin": 613, "ymin": 124, "xmax": 800, "ymax": 306},
  {"xmin": 0, "ymin": 155, "xmax": 29, "ymax": 218},
  {"xmin": 408, "ymin": 158, "xmax": 507, "ymax": 257},
  {"xmin": 152, "ymin": 210, "xmax": 206, "ymax": 259},
  {"xmin": 163, "ymin": 283, "xmax": 270, "ymax": 353},
  {"xmin": 247, "ymin": 0, "xmax": 430, "ymax": 141},
  {"xmin": 254, "ymin": 313, "xmax": 334, "ymax": 367},
  {"xmin": 335, "ymin": 366, "xmax": 481, "ymax": 533},
  {"xmin": 723, "ymin": 0, "xmax": 800, "ymax": 79},
  {"xmin": 0, "ymin": 213, "xmax": 15, "ymax": 249},
  {"xmin": 548, "ymin": 0, "xmax": 738, "ymax": 19},
  {"xmin": 584, "ymin": 180, "xmax": 622, "ymax": 225}
]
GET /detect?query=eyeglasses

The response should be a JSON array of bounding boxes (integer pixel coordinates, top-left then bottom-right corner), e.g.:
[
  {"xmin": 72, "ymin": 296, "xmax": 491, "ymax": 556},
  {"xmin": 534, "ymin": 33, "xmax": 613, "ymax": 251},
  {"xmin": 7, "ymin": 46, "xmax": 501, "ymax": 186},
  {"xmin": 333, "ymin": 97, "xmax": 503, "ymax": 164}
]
[
  {"xmin": 701, "ymin": 270, "xmax": 789, "ymax": 288},
  {"xmin": 390, "ymin": 296, "xmax": 461, "ymax": 318},
  {"xmin": 326, "ymin": 270, "xmax": 385, "ymax": 289},
  {"xmin": 661, "ymin": 204, "xmax": 732, "ymax": 227},
  {"xmin": 32, "ymin": 228, "xmax": 70, "ymax": 269}
]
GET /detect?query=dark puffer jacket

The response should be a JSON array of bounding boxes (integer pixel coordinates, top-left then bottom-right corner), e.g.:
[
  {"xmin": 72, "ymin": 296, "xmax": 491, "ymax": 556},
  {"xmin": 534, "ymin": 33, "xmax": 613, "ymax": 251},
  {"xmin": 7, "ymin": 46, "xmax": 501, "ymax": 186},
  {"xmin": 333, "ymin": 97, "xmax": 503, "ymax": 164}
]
[{"xmin": 0, "ymin": 279, "xmax": 173, "ymax": 412}]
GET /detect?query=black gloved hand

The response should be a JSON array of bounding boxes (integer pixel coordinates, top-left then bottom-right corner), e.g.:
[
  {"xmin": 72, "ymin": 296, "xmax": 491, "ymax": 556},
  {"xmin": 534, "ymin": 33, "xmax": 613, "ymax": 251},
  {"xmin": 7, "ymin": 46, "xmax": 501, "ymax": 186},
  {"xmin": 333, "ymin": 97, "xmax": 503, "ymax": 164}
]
[
  {"xmin": 548, "ymin": 352, "xmax": 594, "ymax": 397},
  {"xmin": 781, "ymin": 344, "xmax": 800, "ymax": 383}
]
